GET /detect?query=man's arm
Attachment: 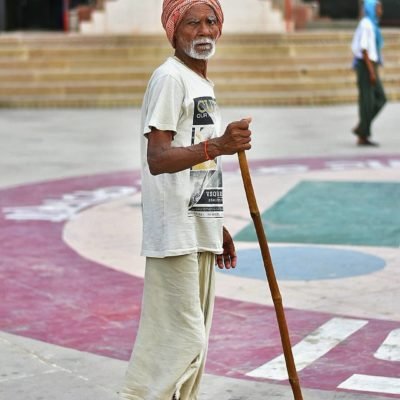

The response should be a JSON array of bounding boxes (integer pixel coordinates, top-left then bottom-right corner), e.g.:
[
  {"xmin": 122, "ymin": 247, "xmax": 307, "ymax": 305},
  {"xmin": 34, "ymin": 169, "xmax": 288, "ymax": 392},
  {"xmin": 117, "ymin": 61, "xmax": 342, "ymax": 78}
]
[
  {"xmin": 147, "ymin": 118, "xmax": 252, "ymax": 175},
  {"xmin": 362, "ymin": 49, "xmax": 377, "ymax": 85}
]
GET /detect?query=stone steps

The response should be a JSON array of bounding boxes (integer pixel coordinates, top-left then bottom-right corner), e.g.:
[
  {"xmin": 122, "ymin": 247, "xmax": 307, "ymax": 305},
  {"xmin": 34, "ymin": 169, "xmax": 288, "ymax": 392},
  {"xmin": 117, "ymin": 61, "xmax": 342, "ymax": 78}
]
[
  {"xmin": 1, "ymin": 54, "xmax": 400, "ymax": 71},
  {"xmin": 1, "ymin": 73, "xmax": 399, "ymax": 94},
  {"xmin": 2, "ymin": 88, "xmax": 399, "ymax": 108},
  {"xmin": 1, "ymin": 41, "xmax": 400, "ymax": 59},
  {"xmin": 0, "ymin": 61, "xmax": 399, "ymax": 80},
  {"xmin": 1, "ymin": 30, "xmax": 396, "ymax": 44},
  {"xmin": 0, "ymin": 31, "xmax": 399, "ymax": 107}
]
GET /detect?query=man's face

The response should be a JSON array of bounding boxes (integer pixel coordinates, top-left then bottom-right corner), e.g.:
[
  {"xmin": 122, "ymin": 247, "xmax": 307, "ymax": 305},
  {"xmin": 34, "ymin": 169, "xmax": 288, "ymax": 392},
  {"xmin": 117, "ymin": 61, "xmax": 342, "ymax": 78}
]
[
  {"xmin": 376, "ymin": 2, "xmax": 383, "ymax": 19},
  {"xmin": 174, "ymin": 4, "xmax": 220, "ymax": 60}
]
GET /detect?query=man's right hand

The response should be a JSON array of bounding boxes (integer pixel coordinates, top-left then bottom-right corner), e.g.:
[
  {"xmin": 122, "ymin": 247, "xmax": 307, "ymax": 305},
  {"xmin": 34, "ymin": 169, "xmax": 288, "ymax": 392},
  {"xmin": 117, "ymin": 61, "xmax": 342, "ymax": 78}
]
[
  {"xmin": 211, "ymin": 117, "xmax": 252, "ymax": 156},
  {"xmin": 369, "ymin": 69, "xmax": 377, "ymax": 86}
]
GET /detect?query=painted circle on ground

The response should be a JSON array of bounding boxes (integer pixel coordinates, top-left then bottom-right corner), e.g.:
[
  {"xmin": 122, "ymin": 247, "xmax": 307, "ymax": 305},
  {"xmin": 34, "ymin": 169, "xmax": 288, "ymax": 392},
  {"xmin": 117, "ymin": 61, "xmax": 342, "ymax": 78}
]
[{"xmin": 220, "ymin": 246, "xmax": 386, "ymax": 281}]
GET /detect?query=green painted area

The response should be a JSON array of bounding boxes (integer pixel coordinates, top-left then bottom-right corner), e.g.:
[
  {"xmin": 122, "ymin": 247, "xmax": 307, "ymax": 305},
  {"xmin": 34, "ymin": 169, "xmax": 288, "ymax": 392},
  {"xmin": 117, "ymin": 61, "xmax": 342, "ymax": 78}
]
[{"xmin": 235, "ymin": 181, "xmax": 400, "ymax": 247}]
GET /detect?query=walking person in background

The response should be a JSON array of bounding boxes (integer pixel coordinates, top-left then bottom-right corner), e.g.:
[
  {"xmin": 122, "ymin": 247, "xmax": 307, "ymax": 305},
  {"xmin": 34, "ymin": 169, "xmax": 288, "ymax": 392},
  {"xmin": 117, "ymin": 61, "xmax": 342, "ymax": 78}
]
[
  {"xmin": 119, "ymin": 0, "xmax": 252, "ymax": 399},
  {"xmin": 351, "ymin": 0, "xmax": 386, "ymax": 146}
]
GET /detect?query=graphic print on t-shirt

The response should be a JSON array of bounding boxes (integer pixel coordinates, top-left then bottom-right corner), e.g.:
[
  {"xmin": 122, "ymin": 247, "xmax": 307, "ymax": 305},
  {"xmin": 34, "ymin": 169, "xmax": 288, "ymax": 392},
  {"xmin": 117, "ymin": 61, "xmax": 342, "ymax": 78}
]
[{"xmin": 188, "ymin": 96, "xmax": 223, "ymax": 218}]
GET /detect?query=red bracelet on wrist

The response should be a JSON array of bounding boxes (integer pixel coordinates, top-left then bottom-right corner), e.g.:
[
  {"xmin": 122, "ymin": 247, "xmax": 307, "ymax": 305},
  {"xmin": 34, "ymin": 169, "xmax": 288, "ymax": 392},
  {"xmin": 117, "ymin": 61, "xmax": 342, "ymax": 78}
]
[{"xmin": 204, "ymin": 140, "xmax": 212, "ymax": 161}]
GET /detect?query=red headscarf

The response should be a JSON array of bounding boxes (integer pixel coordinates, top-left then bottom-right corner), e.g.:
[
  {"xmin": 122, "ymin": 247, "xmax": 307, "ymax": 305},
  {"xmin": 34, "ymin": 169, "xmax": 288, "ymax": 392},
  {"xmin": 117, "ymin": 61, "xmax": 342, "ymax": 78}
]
[{"xmin": 161, "ymin": 0, "xmax": 224, "ymax": 47}]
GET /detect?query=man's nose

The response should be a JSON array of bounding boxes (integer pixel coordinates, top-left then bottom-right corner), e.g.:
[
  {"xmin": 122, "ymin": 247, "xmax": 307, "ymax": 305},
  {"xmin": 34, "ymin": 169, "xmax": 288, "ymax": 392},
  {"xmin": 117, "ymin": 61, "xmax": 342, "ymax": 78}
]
[{"xmin": 198, "ymin": 21, "xmax": 212, "ymax": 36}]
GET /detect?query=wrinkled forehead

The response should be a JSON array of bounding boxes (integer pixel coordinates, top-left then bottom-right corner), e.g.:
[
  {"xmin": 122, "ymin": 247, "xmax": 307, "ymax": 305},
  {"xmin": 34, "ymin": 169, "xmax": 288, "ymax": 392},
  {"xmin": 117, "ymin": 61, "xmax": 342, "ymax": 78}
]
[{"xmin": 181, "ymin": 3, "xmax": 217, "ymax": 21}]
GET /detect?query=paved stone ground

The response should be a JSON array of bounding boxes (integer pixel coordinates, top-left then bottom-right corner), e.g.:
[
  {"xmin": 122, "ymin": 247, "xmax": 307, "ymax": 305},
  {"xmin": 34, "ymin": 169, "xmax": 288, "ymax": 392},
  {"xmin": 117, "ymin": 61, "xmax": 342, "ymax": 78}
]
[{"xmin": 1, "ymin": 103, "xmax": 399, "ymax": 400}]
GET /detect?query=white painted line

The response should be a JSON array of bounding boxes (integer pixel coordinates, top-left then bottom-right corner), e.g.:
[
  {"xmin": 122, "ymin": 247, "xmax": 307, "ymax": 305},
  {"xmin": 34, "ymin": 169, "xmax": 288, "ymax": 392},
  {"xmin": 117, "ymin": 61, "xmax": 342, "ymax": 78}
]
[
  {"xmin": 374, "ymin": 329, "xmax": 400, "ymax": 362},
  {"xmin": 338, "ymin": 374, "xmax": 400, "ymax": 395},
  {"xmin": 246, "ymin": 317, "xmax": 368, "ymax": 380}
]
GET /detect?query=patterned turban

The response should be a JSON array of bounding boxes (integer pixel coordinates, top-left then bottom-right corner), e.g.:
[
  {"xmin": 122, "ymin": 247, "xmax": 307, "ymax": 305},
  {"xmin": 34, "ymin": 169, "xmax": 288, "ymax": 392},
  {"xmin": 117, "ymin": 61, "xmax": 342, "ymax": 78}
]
[{"xmin": 161, "ymin": 0, "xmax": 224, "ymax": 47}]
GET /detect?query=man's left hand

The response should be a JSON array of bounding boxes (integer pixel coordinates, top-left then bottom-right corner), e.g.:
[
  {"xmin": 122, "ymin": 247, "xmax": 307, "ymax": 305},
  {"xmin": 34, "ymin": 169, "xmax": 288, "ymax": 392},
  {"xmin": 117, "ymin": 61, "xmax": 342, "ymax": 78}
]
[{"xmin": 216, "ymin": 227, "xmax": 237, "ymax": 269}]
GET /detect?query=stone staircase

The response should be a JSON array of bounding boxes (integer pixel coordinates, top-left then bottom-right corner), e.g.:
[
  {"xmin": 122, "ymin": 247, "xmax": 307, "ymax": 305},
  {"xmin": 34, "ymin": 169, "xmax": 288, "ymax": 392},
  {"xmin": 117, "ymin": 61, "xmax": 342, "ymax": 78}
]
[
  {"xmin": 79, "ymin": 0, "xmax": 285, "ymax": 34},
  {"xmin": 0, "ymin": 30, "xmax": 399, "ymax": 108}
]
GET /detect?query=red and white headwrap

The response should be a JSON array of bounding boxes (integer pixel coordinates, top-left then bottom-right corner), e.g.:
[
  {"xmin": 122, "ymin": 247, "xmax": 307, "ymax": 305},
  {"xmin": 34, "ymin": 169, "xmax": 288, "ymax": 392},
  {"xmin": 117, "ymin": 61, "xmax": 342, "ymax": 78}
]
[{"xmin": 161, "ymin": 0, "xmax": 224, "ymax": 47}]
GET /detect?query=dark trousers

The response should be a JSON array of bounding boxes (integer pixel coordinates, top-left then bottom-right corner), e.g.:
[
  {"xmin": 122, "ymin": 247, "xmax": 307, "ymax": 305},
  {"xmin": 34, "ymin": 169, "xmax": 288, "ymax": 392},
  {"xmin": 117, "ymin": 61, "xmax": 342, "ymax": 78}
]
[{"xmin": 356, "ymin": 59, "xmax": 387, "ymax": 138}]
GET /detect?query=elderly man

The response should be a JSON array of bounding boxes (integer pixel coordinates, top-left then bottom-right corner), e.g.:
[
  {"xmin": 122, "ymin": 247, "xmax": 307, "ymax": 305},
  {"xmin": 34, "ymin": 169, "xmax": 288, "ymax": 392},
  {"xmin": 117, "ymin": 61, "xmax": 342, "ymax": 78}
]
[{"xmin": 119, "ymin": 1, "xmax": 251, "ymax": 399}]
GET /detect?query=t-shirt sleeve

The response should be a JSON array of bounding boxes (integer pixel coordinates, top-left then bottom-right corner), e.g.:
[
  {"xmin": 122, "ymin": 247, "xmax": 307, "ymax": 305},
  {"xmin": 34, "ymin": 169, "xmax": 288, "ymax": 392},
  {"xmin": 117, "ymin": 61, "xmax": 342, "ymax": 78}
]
[
  {"xmin": 143, "ymin": 74, "xmax": 185, "ymax": 136},
  {"xmin": 359, "ymin": 20, "xmax": 373, "ymax": 52}
]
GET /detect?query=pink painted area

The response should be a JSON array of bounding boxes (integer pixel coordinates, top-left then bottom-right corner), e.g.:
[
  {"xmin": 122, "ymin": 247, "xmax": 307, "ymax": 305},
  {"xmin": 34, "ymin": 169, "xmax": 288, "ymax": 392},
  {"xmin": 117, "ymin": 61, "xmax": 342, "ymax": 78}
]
[
  {"xmin": 0, "ymin": 172, "xmax": 142, "ymax": 360},
  {"xmin": 1, "ymin": 168, "xmax": 400, "ymax": 397},
  {"xmin": 209, "ymin": 300, "xmax": 400, "ymax": 395},
  {"xmin": 297, "ymin": 319, "xmax": 400, "ymax": 393}
]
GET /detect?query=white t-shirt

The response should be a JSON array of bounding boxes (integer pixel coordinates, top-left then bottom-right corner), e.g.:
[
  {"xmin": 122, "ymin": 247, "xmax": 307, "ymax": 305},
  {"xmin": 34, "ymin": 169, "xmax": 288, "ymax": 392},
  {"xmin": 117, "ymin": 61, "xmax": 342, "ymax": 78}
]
[
  {"xmin": 140, "ymin": 56, "xmax": 224, "ymax": 258},
  {"xmin": 351, "ymin": 17, "xmax": 379, "ymax": 63}
]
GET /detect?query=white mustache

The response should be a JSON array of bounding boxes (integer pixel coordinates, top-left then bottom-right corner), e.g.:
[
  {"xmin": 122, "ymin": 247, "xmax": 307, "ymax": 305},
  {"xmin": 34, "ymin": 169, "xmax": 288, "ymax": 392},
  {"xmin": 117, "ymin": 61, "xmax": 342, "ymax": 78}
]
[
  {"xmin": 192, "ymin": 38, "xmax": 215, "ymax": 46},
  {"xmin": 185, "ymin": 37, "xmax": 216, "ymax": 60}
]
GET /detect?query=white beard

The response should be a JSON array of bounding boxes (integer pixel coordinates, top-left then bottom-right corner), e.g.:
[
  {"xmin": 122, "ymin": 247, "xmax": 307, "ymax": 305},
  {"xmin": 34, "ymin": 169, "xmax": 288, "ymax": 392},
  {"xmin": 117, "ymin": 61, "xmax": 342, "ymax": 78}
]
[{"xmin": 184, "ymin": 38, "xmax": 216, "ymax": 60}]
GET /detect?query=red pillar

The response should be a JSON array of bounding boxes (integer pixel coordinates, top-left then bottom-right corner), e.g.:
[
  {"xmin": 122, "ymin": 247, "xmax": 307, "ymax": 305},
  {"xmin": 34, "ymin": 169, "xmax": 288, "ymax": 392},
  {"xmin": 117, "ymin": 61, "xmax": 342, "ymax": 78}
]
[
  {"xmin": 63, "ymin": 0, "xmax": 70, "ymax": 31},
  {"xmin": 284, "ymin": 0, "xmax": 293, "ymax": 32}
]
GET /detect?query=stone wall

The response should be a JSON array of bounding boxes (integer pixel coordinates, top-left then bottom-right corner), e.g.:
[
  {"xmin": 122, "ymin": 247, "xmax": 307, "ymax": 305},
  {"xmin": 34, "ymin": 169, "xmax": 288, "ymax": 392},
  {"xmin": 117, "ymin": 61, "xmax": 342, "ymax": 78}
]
[{"xmin": 80, "ymin": 0, "xmax": 285, "ymax": 34}]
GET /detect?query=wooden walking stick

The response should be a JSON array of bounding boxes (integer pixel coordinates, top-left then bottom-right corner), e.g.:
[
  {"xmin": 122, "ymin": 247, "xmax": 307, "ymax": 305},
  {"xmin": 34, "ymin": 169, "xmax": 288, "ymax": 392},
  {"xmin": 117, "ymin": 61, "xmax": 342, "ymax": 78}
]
[{"xmin": 238, "ymin": 150, "xmax": 303, "ymax": 400}]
